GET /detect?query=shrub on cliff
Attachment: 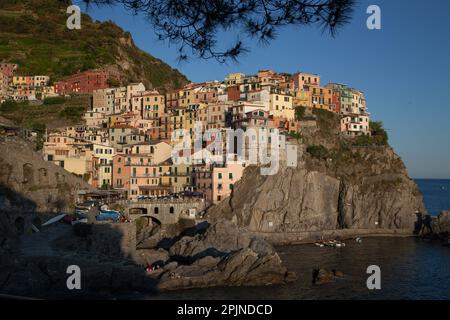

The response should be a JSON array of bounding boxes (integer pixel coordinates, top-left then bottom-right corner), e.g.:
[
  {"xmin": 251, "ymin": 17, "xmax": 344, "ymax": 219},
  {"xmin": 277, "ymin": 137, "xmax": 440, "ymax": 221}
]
[
  {"xmin": 59, "ymin": 106, "xmax": 85, "ymax": 122},
  {"xmin": 295, "ymin": 107, "xmax": 306, "ymax": 120},
  {"xmin": 312, "ymin": 108, "xmax": 339, "ymax": 139},
  {"xmin": 307, "ymin": 145, "xmax": 329, "ymax": 159},
  {"xmin": 370, "ymin": 121, "xmax": 388, "ymax": 145},
  {"xmin": 352, "ymin": 122, "xmax": 389, "ymax": 146},
  {"xmin": 0, "ymin": 100, "xmax": 18, "ymax": 112},
  {"xmin": 288, "ymin": 132, "xmax": 302, "ymax": 140},
  {"xmin": 43, "ymin": 96, "xmax": 66, "ymax": 105}
]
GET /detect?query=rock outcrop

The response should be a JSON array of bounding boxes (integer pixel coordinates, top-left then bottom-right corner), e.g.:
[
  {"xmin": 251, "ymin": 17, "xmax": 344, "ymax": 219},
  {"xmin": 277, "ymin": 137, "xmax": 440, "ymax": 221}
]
[
  {"xmin": 155, "ymin": 220, "xmax": 295, "ymax": 290},
  {"xmin": 312, "ymin": 269, "xmax": 344, "ymax": 285},
  {"xmin": 431, "ymin": 211, "xmax": 450, "ymax": 237},
  {"xmin": 0, "ymin": 219, "xmax": 293, "ymax": 297},
  {"xmin": 208, "ymin": 111, "xmax": 425, "ymax": 240}
]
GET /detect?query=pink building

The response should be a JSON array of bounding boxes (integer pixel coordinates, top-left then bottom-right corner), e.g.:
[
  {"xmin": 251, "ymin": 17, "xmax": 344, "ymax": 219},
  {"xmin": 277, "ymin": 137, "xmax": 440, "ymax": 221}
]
[
  {"xmin": 212, "ymin": 162, "xmax": 245, "ymax": 204},
  {"xmin": 0, "ymin": 63, "xmax": 18, "ymax": 77},
  {"xmin": 195, "ymin": 161, "xmax": 246, "ymax": 204},
  {"xmin": 112, "ymin": 153, "xmax": 166, "ymax": 199}
]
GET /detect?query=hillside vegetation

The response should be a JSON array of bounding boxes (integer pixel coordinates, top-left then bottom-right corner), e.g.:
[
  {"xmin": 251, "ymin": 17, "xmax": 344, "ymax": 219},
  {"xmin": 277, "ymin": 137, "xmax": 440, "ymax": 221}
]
[
  {"xmin": 0, "ymin": 95, "xmax": 90, "ymax": 128},
  {"xmin": 0, "ymin": 95, "xmax": 90, "ymax": 149},
  {"xmin": 0, "ymin": 0, "xmax": 188, "ymax": 89}
]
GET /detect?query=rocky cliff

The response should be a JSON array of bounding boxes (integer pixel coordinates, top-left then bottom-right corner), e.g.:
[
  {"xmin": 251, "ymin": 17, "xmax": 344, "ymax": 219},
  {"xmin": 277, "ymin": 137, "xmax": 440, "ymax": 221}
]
[
  {"xmin": 208, "ymin": 109, "xmax": 425, "ymax": 241},
  {"xmin": 0, "ymin": 135, "xmax": 91, "ymax": 248}
]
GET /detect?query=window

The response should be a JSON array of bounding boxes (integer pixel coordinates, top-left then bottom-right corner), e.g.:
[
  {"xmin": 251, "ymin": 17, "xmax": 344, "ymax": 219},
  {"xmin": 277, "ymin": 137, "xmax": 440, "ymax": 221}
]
[
  {"xmin": 154, "ymin": 207, "xmax": 159, "ymax": 214},
  {"xmin": 218, "ymin": 173, "xmax": 222, "ymax": 179},
  {"xmin": 229, "ymin": 173, "xmax": 233, "ymax": 179}
]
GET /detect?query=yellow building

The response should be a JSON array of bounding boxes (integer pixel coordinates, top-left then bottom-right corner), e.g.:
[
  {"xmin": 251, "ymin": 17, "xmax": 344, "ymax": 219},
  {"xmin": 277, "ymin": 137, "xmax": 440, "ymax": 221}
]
[
  {"xmin": 130, "ymin": 90, "xmax": 165, "ymax": 119},
  {"xmin": 225, "ymin": 73, "xmax": 245, "ymax": 86},
  {"xmin": 269, "ymin": 92, "xmax": 295, "ymax": 120}
]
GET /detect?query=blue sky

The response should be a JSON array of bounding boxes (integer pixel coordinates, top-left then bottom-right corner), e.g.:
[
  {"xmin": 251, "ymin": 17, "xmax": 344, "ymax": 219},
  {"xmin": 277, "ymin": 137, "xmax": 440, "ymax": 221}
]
[{"xmin": 75, "ymin": 0, "xmax": 450, "ymax": 179}]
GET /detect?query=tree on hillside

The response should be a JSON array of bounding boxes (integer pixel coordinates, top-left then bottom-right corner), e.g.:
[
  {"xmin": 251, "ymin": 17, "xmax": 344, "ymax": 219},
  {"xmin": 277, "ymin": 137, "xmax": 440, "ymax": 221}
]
[{"xmin": 81, "ymin": 0, "xmax": 355, "ymax": 62}]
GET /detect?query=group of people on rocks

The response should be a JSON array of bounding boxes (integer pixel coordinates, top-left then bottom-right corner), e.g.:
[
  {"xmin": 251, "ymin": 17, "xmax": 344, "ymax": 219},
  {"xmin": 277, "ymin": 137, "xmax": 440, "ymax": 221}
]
[{"xmin": 414, "ymin": 210, "xmax": 433, "ymax": 235}]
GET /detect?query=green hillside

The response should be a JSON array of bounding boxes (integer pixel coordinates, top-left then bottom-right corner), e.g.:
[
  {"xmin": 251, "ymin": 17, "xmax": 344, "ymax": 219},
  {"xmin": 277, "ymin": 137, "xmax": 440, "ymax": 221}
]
[{"xmin": 0, "ymin": 0, "xmax": 188, "ymax": 89}]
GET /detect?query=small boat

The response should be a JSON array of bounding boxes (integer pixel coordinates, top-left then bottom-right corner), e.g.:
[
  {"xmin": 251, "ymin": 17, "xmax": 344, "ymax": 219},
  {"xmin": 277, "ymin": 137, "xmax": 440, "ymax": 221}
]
[
  {"xmin": 71, "ymin": 218, "xmax": 88, "ymax": 226},
  {"xmin": 326, "ymin": 240, "xmax": 335, "ymax": 247},
  {"xmin": 42, "ymin": 213, "xmax": 66, "ymax": 227},
  {"xmin": 315, "ymin": 242, "xmax": 324, "ymax": 247}
]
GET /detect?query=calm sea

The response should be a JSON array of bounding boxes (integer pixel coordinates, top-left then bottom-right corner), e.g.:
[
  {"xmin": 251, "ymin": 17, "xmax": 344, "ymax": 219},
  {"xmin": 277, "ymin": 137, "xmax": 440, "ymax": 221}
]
[
  {"xmin": 138, "ymin": 179, "xmax": 450, "ymax": 300},
  {"xmin": 415, "ymin": 179, "xmax": 450, "ymax": 216}
]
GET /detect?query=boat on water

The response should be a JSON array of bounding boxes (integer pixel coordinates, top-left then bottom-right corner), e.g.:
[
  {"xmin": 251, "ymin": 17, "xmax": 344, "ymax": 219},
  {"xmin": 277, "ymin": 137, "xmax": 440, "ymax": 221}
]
[
  {"xmin": 314, "ymin": 242, "xmax": 325, "ymax": 247},
  {"xmin": 315, "ymin": 239, "xmax": 346, "ymax": 248}
]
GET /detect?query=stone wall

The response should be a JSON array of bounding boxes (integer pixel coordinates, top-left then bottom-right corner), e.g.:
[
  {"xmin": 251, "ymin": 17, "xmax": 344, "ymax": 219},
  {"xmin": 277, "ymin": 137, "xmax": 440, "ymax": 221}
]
[
  {"xmin": 123, "ymin": 199, "xmax": 207, "ymax": 224},
  {"xmin": 0, "ymin": 136, "xmax": 91, "ymax": 238}
]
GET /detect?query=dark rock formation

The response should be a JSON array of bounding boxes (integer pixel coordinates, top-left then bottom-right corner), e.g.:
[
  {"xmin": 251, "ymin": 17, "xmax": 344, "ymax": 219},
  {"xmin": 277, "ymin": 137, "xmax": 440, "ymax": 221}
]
[
  {"xmin": 432, "ymin": 211, "xmax": 450, "ymax": 235},
  {"xmin": 208, "ymin": 113, "xmax": 425, "ymax": 240},
  {"xmin": 312, "ymin": 269, "xmax": 344, "ymax": 285},
  {"xmin": 155, "ymin": 220, "xmax": 295, "ymax": 290},
  {"xmin": 0, "ymin": 219, "xmax": 293, "ymax": 297}
]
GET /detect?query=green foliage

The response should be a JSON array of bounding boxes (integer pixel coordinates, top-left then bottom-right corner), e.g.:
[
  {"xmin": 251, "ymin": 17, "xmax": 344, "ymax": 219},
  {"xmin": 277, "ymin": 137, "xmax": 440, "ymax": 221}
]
[
  {"xmin": 82, "ymin": 173, "xmax": 91, "ymax": 182},
  {"xmin": 0, "ymin": 1, "xmax": 188, "ymax": 89},
  {"xmin": 311, "ymin": 108, "xmax": 339, "ymax": 140},
  {"xmin": 0, "ymin": 95, "xmax": 90, "ymax": 132},
  {"xmin": 288, "ymin": 132, "xmax": 302, "ymax": 140},
  {"xmin": 100, "ymin": 183, "xmax": 111, "ymax": 190},
  {"xmin": 294, "ymin": 106, "xmax": 306, "ymax": 120},
  {"xmin": 43, "ymin": 96, "xmax": 65, "ymax": 105},
  {"xmin": 370, "ymin": 121, "xmax": 388, "ymax": 144},
  {"xmin": 352, "ymin": 122, "xmax": 388, "ymax": 146},
  {"xmin": 59, "ymin": 106, "xmax": 85, "ymax": 121},
  {"xmin": 107, "ymin": 78, "xmax": 121, "ymax": 87},
  {"xmin": 306, "ymin": 145, "xmax": 329, "ymax": 160},
  {"xmin": 0, "ymin": 100, "xmax": 17, "ymax": 112}
]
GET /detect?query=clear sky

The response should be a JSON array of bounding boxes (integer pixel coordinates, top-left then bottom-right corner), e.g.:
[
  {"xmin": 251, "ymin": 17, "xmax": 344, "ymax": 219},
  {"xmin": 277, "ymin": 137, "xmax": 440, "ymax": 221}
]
[{"xmin": 75, "ymin": 0, "xmax": 450, "ymax": 179}]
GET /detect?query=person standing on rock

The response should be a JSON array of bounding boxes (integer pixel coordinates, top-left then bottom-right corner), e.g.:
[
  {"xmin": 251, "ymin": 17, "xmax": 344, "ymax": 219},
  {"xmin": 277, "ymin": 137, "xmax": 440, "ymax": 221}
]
[
  {"xmin": 414, "ymin": 210, "xmax": 423, "ymax": 235},
  {"xmin": 421, "ymin": 214, "xmax": 433, "ymax": 236}
]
